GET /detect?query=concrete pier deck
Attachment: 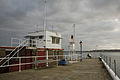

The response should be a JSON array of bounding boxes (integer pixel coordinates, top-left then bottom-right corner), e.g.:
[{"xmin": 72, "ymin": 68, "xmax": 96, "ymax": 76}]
[{"xmin": 0, "ymin": 59, "xmax": 112, "ymax": 80}]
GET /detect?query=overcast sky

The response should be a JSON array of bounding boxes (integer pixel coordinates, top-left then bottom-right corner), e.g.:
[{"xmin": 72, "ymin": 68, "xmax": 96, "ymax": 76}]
[{"xmin": 0, "ymin": 0, "xmax": 120, "ymax": 51}]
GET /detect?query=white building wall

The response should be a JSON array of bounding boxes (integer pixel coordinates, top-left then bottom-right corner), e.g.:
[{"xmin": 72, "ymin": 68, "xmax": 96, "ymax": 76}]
[
  {"xmin": 45, "ymin": 31, "xmax": 61, "ymax": 49},
  {"xmin": 25, "ymin": 31, "xmax": 62, "ymax": 49}
]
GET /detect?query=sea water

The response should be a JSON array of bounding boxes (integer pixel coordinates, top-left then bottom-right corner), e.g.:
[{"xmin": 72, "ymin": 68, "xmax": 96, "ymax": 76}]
[{"xmin": 63, "ymin": 51, "xmax": 120, "ymax": 78}]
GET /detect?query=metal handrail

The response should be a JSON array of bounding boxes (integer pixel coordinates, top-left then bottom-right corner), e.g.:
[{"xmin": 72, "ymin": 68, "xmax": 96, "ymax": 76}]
[
  {"xmin": 0, "ymin": 54, "xmax": 79, "ymax": 68},
  {"xmin": 0, "ymin": 39, "xmax": 45, "ymax": 66},
  {"xmin": 1, "ymin": 42, "xmax": 28, "ymax": 66},
  {"xmin": 0, "ymin": 39, "xmax": 28, "ymax": 65}
]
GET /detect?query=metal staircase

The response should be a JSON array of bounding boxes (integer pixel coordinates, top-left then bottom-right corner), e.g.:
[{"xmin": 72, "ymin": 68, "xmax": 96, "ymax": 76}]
[{"xmin": 0, "ymin": 39, "xmax": 28, "ymax": 67}]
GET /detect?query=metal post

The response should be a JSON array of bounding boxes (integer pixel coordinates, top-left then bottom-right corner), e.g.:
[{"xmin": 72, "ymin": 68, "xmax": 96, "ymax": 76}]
[
  {"xmin": 56, "ymin": 55, "xmax": 58, "ymax": 66},
  {"xmin": 105, "ymin": 56, "xmax": 106, "ymax": 62},
  {"xmin": 36, "ymin": 39, "xmax": 37, "ymax": 47},
  {"xmin": 65, "ymin": 55, "xmax": 66, "ymax": 61},
  {"xmin": 103, "ymin": 55, "xmax": 104, "ymax": 60},
  {"xmin": 109, "ymin": 57, "xmax": 111, "ymax": 68},
  {"xmin": 19, "ymin": 57, "xmax": 21, "ymax": 72},
  {"xmin": 104, "ymin": 56, "xmax": 106, "ymax": 62},
  {"xmin": 76, "ymin": 54, "xmax": 77, "ymax": 61},
  {"xmin": 11, "ymin": 38, "xmax": 13, "ymax": 47},
  {"xmin": 79, "ymin": 41, "xmax": 82, "ymax": 61},
  {"xmin": 71, "ymin": 51, "xmax": 73, "ymax": 61},
  {"xmin": 46, "ymin": 49, "xmax": 48, "ymax": 67},
  {"xmin": 8, "ymin": 57, "xmax": 9, "ymax": 67},
  {"xmin": 106, "ymin": 56, "xmax": 108, "ymax": 64},
  {"xmin": 35, "ymin": 56, "xmax": 37, "ymax": 69},
  {"xmin": 114, "ymin": 60, "xmax": 117, "ymax": 76},
  {"xmin": 68, "ymin": 46, "xmax": 71, "ymax": 60}
]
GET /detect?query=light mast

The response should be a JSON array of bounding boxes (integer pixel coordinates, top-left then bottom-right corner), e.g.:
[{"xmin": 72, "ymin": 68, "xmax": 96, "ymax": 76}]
[{"xmin": 69, "ymin": 24, "xmax": 76, "ymax": 60}]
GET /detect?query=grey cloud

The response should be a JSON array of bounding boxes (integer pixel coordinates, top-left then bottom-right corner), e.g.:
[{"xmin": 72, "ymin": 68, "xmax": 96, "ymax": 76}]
[
  {"xmin": 0, "ymin": 0, "xmax": 120, "ymax": 50},
  {"xmin": 87, "ymin": 0, "xmax": 120, "ymax": 9}
]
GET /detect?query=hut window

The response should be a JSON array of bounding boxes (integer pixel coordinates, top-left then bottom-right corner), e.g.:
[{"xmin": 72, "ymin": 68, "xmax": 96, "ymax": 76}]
[
  {"xmin": 39, "ymin": 36, "xmax": 43, "ymax": 39},
  {"xmin": 52, "ymin": 37, "xmax": 56, "ymax": 44},
  {"xmin": 30, "ymin": 36, "xmax": 35, "ymax": 39},
  {"xmin": 56, "ymin": 37, "xmax": 60, "ymax": 44},
  {"xmin": 33, "ymin": 45, "xmax": 36, "ymax": 47},
  {"xmin": 52, "ymin": 37, "xmax": 60, "ymax": 44}
]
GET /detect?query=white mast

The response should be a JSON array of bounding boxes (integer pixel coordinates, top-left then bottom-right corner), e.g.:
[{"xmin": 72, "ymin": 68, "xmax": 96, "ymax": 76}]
[
  {"xmin": 43, "ymin": 0, "xmax": 48, "ymax": 67},
  {"xmin": 43, "ymin": 0, "xmax": 47, "ymax": 32},
  {"xmin": 73, "ymin": 24, "xmax": 75, "ymax": 40},
  {"xmin": 43, "ymin": 0, "xmax": 47, "ymax": 48}
]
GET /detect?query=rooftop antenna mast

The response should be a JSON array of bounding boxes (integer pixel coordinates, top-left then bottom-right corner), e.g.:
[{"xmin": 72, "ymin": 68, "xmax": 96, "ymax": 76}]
[
  {"xmin": 43, "ymin": 0, "xmax": 47, "ymax": 48},
  {"xmin": 43, "ymin": 0, "xmax": 47, "ymax": 32},
  {"xmin": 43, "ymin": 0, "xmax": 49, "ymax": 67},
  {"xmin": 73, "ymin": 24, "xmax": 75, "ymax": 41}
]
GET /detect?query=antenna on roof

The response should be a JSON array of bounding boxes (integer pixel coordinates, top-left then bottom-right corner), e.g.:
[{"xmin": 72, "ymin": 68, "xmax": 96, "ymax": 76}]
[
  {"xmin": 43, "ymin": 0, "xmax": 47, "ymax": 31},
  {"xmin": 73, "ymin": 24, "xmax": 75, "ymax": 39},
  {"xmin": 43, "ymin": 0, "xmax": 47, "ymax": 48}
]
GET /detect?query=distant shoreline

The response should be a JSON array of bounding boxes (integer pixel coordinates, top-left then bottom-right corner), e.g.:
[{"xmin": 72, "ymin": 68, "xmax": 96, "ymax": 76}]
[
  {"xmin": 64, "ymin": 50, "xmax": 120, "ymax": 52},
  {"xmin": 88, "ymin": 50, "xmax": 120, "ymax": 52}
]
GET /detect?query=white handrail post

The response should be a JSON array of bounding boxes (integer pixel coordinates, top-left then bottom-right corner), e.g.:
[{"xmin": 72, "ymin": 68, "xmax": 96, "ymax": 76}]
[
  {"xmin": 11, "ymin": 38, "xmax": 13, "ymax": 47},
  {"xmin": 65, "ymin": 55, "xmax": 66, "ymax": 61},
  {"xmin": 71, "ymin": 51, "xmax": 73, "ymax": 61},
  {"xmin": 56, "ymin": 55, "xmax": 58, "ymax": 66},
  {"xmin": 35, "ymin": 56, "xmax": 37, "ymax": 69},
  {"xmin": 8, "ymin": 57, "xmax": 9, "ymax": 67},
  {"xmin": 46, "ymin": 50, "xmax": 48, "ymax": 67},
  {"xmin": 19, "ymin": 57, "xmax": 21, "ymax": 72},
  {"xmin": 76, "ymin": 54, "xmax": 77, "ymax": 61}
]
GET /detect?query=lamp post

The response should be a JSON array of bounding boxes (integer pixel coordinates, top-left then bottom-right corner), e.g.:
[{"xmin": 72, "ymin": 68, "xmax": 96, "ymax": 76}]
[{"xmin": 79, "ymin": 41, "xmax": 83, "ymax": 61}]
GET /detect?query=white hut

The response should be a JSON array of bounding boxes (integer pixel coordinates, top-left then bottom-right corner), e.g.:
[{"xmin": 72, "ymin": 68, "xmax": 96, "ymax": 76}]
[{"xmin": 25, "ymin": 30, "xmax": 62, "ymax": 49}]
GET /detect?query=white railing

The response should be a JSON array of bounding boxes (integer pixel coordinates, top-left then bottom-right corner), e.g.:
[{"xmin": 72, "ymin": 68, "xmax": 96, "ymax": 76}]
[
  {"xmin": 0, "ymin": 54, "xmax": 80, "ymax": 72},
  {"xmin": 0, "ymin": 39, "xmax": 28, "ymax": 66},
  {"xmin": 0, "ymin": 38, "xmax": 45, "ymax": 67},
  {"xmin": 100, "ymin": 54, "xmax": 120, "ymax": 80}
]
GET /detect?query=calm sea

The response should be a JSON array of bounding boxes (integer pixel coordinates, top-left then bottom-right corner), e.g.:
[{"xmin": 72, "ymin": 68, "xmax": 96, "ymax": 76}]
[{"xmin": 63, "ymin": 51, "xmax": 120, "ymax": 78}]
